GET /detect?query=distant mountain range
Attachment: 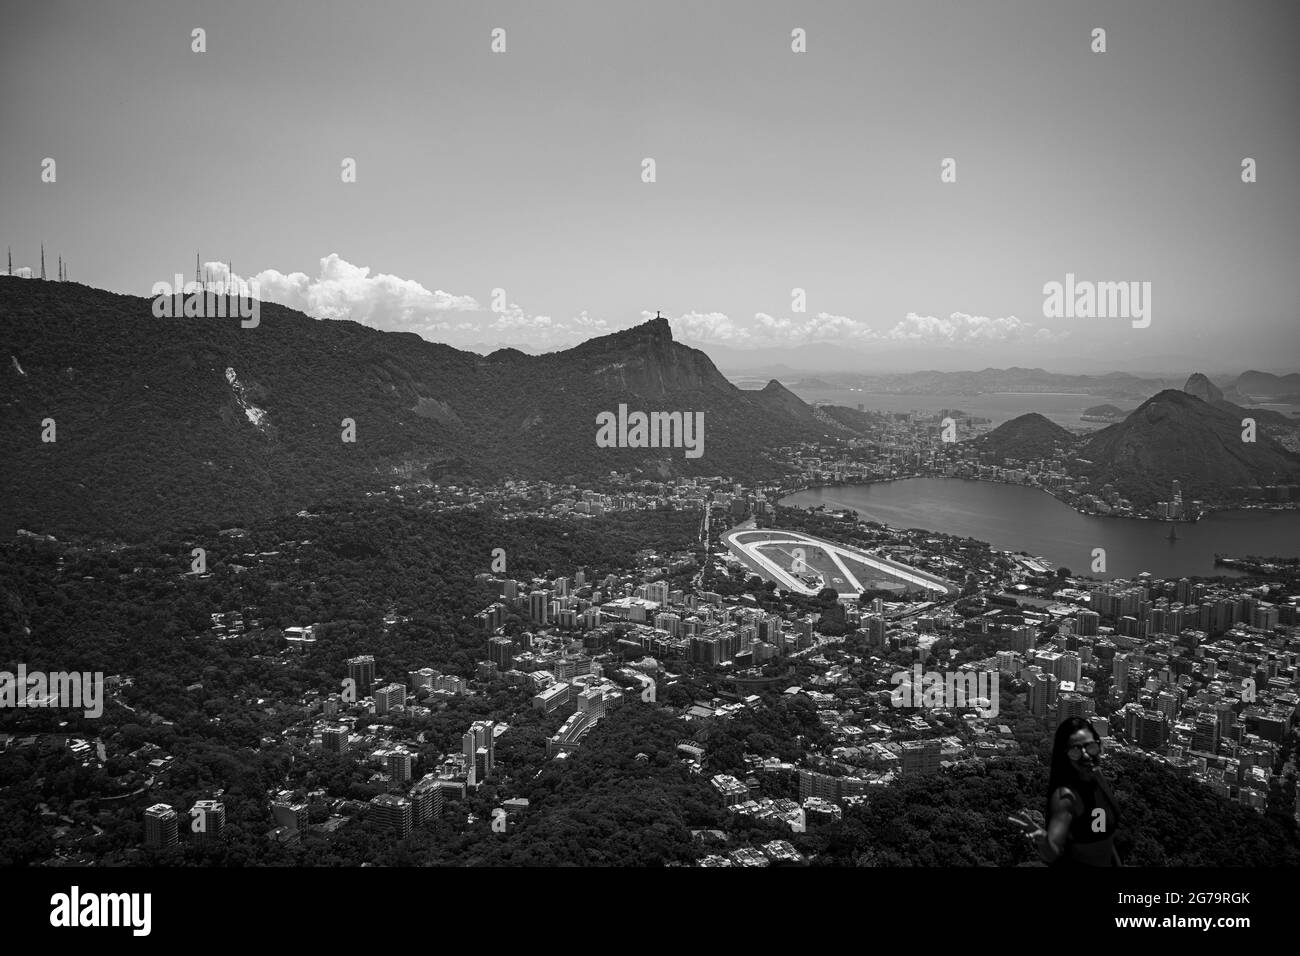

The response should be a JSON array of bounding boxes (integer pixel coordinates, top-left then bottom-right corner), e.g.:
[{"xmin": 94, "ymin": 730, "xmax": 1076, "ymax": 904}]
[
  {"xmin": 0, "ymin": 280, "xmax": 838, "ymax": 539},
  {"xmin": 1184, "ymin": 372, "xmax": 1292, "ymax": 426},
  {"xmin": 4, "ymin": 279, "xmax": 1297, "ymax": 538},
  {"xmin": 1234, "ymin": 370, "xmax": 1300, "ymax": 400},
  {"xmin": 768, "ymin": 367, "xmax": 1184, "ymax": 401},
  {"xmin": 745, "ymin": 367, "xmax": 1300, "ymax": 406}
]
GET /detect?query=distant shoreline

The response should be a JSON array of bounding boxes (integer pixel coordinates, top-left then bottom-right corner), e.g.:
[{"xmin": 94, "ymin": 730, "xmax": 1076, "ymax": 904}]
[{"xmin": 780, "ymin": 476, "xmax": 1300, "ymax": 523}]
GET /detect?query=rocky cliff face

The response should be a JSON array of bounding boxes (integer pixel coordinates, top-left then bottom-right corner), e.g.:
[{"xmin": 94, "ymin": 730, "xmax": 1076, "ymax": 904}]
[
  {"xmin": 1183, "ymin": 372, "xmax": 1223, "ymax": 405},
  {"xmin": 1185, "ymin": 371, "xmax": 1289, "ymax": 425},
  {"xmin": 552, "ymin": 317, "xmax": 736, "ymax": 397}
]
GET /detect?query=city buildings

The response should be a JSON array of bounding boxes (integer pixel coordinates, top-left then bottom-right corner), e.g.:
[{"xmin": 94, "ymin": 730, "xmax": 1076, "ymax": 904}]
[{"xmin": 143, "ymin": 804, "xmax": 178, "ymax": 849}]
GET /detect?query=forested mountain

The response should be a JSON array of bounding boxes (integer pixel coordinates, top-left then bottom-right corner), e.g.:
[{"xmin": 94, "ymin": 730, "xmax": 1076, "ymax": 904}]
[
  {"xmin": 1077, "ymin": 390, "xmax": 1300, "ymax": 506},
  {"xmin": 0, "ymin": 280, "xmax": 830, "ymax": 540},
  {"xmin": 973, "ymin": 413, "xmax": 1076, "ymax": 462}
]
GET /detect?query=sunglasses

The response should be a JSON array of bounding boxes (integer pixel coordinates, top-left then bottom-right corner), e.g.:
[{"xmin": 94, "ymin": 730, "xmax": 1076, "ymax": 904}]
[{"xmin": 1067, "ymin": 741, "xmax": 1101, "ymax": 758}]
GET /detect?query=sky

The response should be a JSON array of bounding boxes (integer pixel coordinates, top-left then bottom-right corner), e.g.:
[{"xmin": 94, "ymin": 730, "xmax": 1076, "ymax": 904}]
[{"xmin": 2, "ymin": 0, "xmax": 1298, "ymax": 374}]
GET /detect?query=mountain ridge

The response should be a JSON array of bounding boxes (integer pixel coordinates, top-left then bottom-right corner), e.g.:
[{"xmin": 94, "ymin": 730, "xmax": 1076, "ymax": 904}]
[
  {"xmin": 1077, "ymin": 389, "xmax": 1300, "ymax": 506},
  {"xmin": 973, "ymin": 412, "xmax": 1075, "ymax": 461},
  {"xmin": 0, "ymin": 279, "xmax": 826, "ymax": 539}
]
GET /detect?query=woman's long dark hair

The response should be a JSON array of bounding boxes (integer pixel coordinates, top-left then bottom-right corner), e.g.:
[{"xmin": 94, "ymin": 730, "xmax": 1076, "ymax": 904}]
[{"xmin": 1045, "ymin": 716, "xmax": 1100, "ymax": 820}]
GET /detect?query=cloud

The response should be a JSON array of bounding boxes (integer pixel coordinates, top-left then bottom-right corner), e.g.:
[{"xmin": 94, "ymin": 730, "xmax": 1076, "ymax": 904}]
[
  {"xmin": 668, "ymin": 310, "xmax": 879, "ymax": 348},
  {"xmin": 200, "ymin": 255, "xmax": 627, "ymax": 351},
  {"xmin": 667, "ymin": 311, "xmax": 753, "ymax": 345},
  {"xmin": 188, "ymin": 256, "xmax": 1066, "ymax": 354},
  {"xmin": 243, "ymin": 254, "xmax": 479, "ymax": 331},
  {"xmin": 883, "ymin": 311, "xmax": 1062, "ymax": 343},
  {"xmin": 668, "ymin": 308, "xmax": 1062, "ymax": 349}
]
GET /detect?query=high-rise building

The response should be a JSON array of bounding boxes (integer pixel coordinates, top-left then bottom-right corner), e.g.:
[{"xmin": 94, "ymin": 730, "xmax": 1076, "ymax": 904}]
[
  {"xmin": 191, "ymin": 800, "xmax": 226, "ymax": 842},
  {"xmin": 654, "ymin": 612, "xmax": 681, "ymax": 637},
  {"xmin": 144, "ymin": 803, "xmax": 179, "ymax": 849},
  {"xmin": 322, "ymin": 725, "xmax": 349, "ymax": 755},
  {"xmin": 270, "ymin": 799, "xmax": 309, "ymax": 831},
  {"xmin": 554, "ymin": 655, "xmax": 592, "ymax": 681},
  {"xmin": 864, "ymin": 616, "xmax": 887, "ymax": 648},
  {"xmin": 1112, "ymin": 653, "xmax": 1130, "ymax": 695},
  {"xmin": 1075, "ymin": 610, "xmax": 1100, "ymax": 636},
  {"xmin": 1009, "ymin": 626, "xmax": 1037, "ymax": 654},
  {"xmin": 409, "ymin": 775, "xmax": 446, "ymax": 825},
  {"xmin": 373, "ymin": 682, "xmax": 406, "ymax": 715},
  {"xmin": 690, "ymin": 634, "xmax": 721, "ymax": 664},
  {"xmin": 369, "ymin": 794, "xmax": 413, "ymax": 838},
  {"xmin": 477, "ymin": 603, "xmax": 506, "ymax": 632},
  {"xmin": 409, "ymin": 667, "xmax": 439, "ymax": 692},
  {"xmin": 487, "ymin": 636, "xmax": 516, "ymax": 669},
  {"xmin": 347, "ymin": 655, "xmax": 376, "ymax": 697},
  {"xmin": 1192, "ymin": 712, "xmax": 1221, "ymax": 755},
  {"xmin": 1137, "ymin": 709, "xmax": 1169, "ymax": 750},
  {"xmin": 1216, "ymin": 700, "xmax": 1237, "ymax": 739},
  {"xmin": 578, "ymin": 685, "xmax": 606, "ymax": 718},
  {"xmin": 529, "ymin": 590, "xmax": 552, "ymax": 624},
  {"xmin": 1055, "ymin": 651, "xmax": 1081, "ymax": 683},
  {"xmin": 798, "ymin": 769, "xmax": 871, "ymax": 803},
  {"xmin": 1028, "ymin": 671, "xmax": 1059, "ymax": 718},
  {"xmin": 899, "ymin": 739, "xmax": 941, "ymax": 776},
  {"xmin": 1056, "ymin": 692, "xmax": 1094, "ymax": 724},
  {"xmin": 385, "ymin": 749, "xmax": 413, "ymax": 785},
  {"xmin": 463, "ymin": 720, "xmax": 495, "ymax": 786},
  {"xmin": 1156, "ymin": 690, "xmax": 1179, "ymax": 722}
]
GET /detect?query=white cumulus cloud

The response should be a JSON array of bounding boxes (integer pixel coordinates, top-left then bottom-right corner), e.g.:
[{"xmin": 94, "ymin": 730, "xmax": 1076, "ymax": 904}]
[
  {"xmin": 666, "ymin": 311, "xmax": 753, "ymax": 345},
  {"xmin": 883, "ymin": 311, "xmax": 1069, "ymax": 343},
  {"xmin": 200, "ymin": 255, "xmax": 628, "ymax": 351},
  {"xmin": 668, "ymin": 307, "xmax": 1065, "ymax": 348},
  {"xmin": 188, "ymin": 257, "xmax": 1065, "ymax": 354},
  {"xmin": 244, "ymin": 254, "xmax": 479, "ymax": 331}
]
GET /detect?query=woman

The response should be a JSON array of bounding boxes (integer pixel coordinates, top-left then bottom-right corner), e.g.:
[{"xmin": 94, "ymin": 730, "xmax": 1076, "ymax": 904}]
[{"xmin": 1012, "ymin": 717, "xmax": 1122, "ymax": 866}]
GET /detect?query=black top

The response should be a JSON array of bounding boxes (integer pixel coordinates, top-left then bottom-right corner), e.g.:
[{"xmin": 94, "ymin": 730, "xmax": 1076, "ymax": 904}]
[{"xmin": 1050, "ymin": 774, "xmax": 1120, "ymax": 866}]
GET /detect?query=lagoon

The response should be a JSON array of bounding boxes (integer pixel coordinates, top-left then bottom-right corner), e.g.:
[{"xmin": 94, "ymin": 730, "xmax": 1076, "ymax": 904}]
[{"xmin": 780, "ymin": 478, "xmax": 1300, "ymax": 579}]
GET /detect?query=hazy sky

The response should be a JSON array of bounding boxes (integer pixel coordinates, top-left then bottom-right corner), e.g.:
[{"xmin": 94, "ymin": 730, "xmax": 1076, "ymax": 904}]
[{"xmin": 3, "ymin": 0, "xmax": 1297, "ymax": 374}]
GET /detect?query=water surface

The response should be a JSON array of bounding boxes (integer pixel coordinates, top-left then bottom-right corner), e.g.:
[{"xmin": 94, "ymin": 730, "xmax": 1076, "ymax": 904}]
[{"xmin": 781, "ymin": 478, "xmax": 1300, "ymax": 578}]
